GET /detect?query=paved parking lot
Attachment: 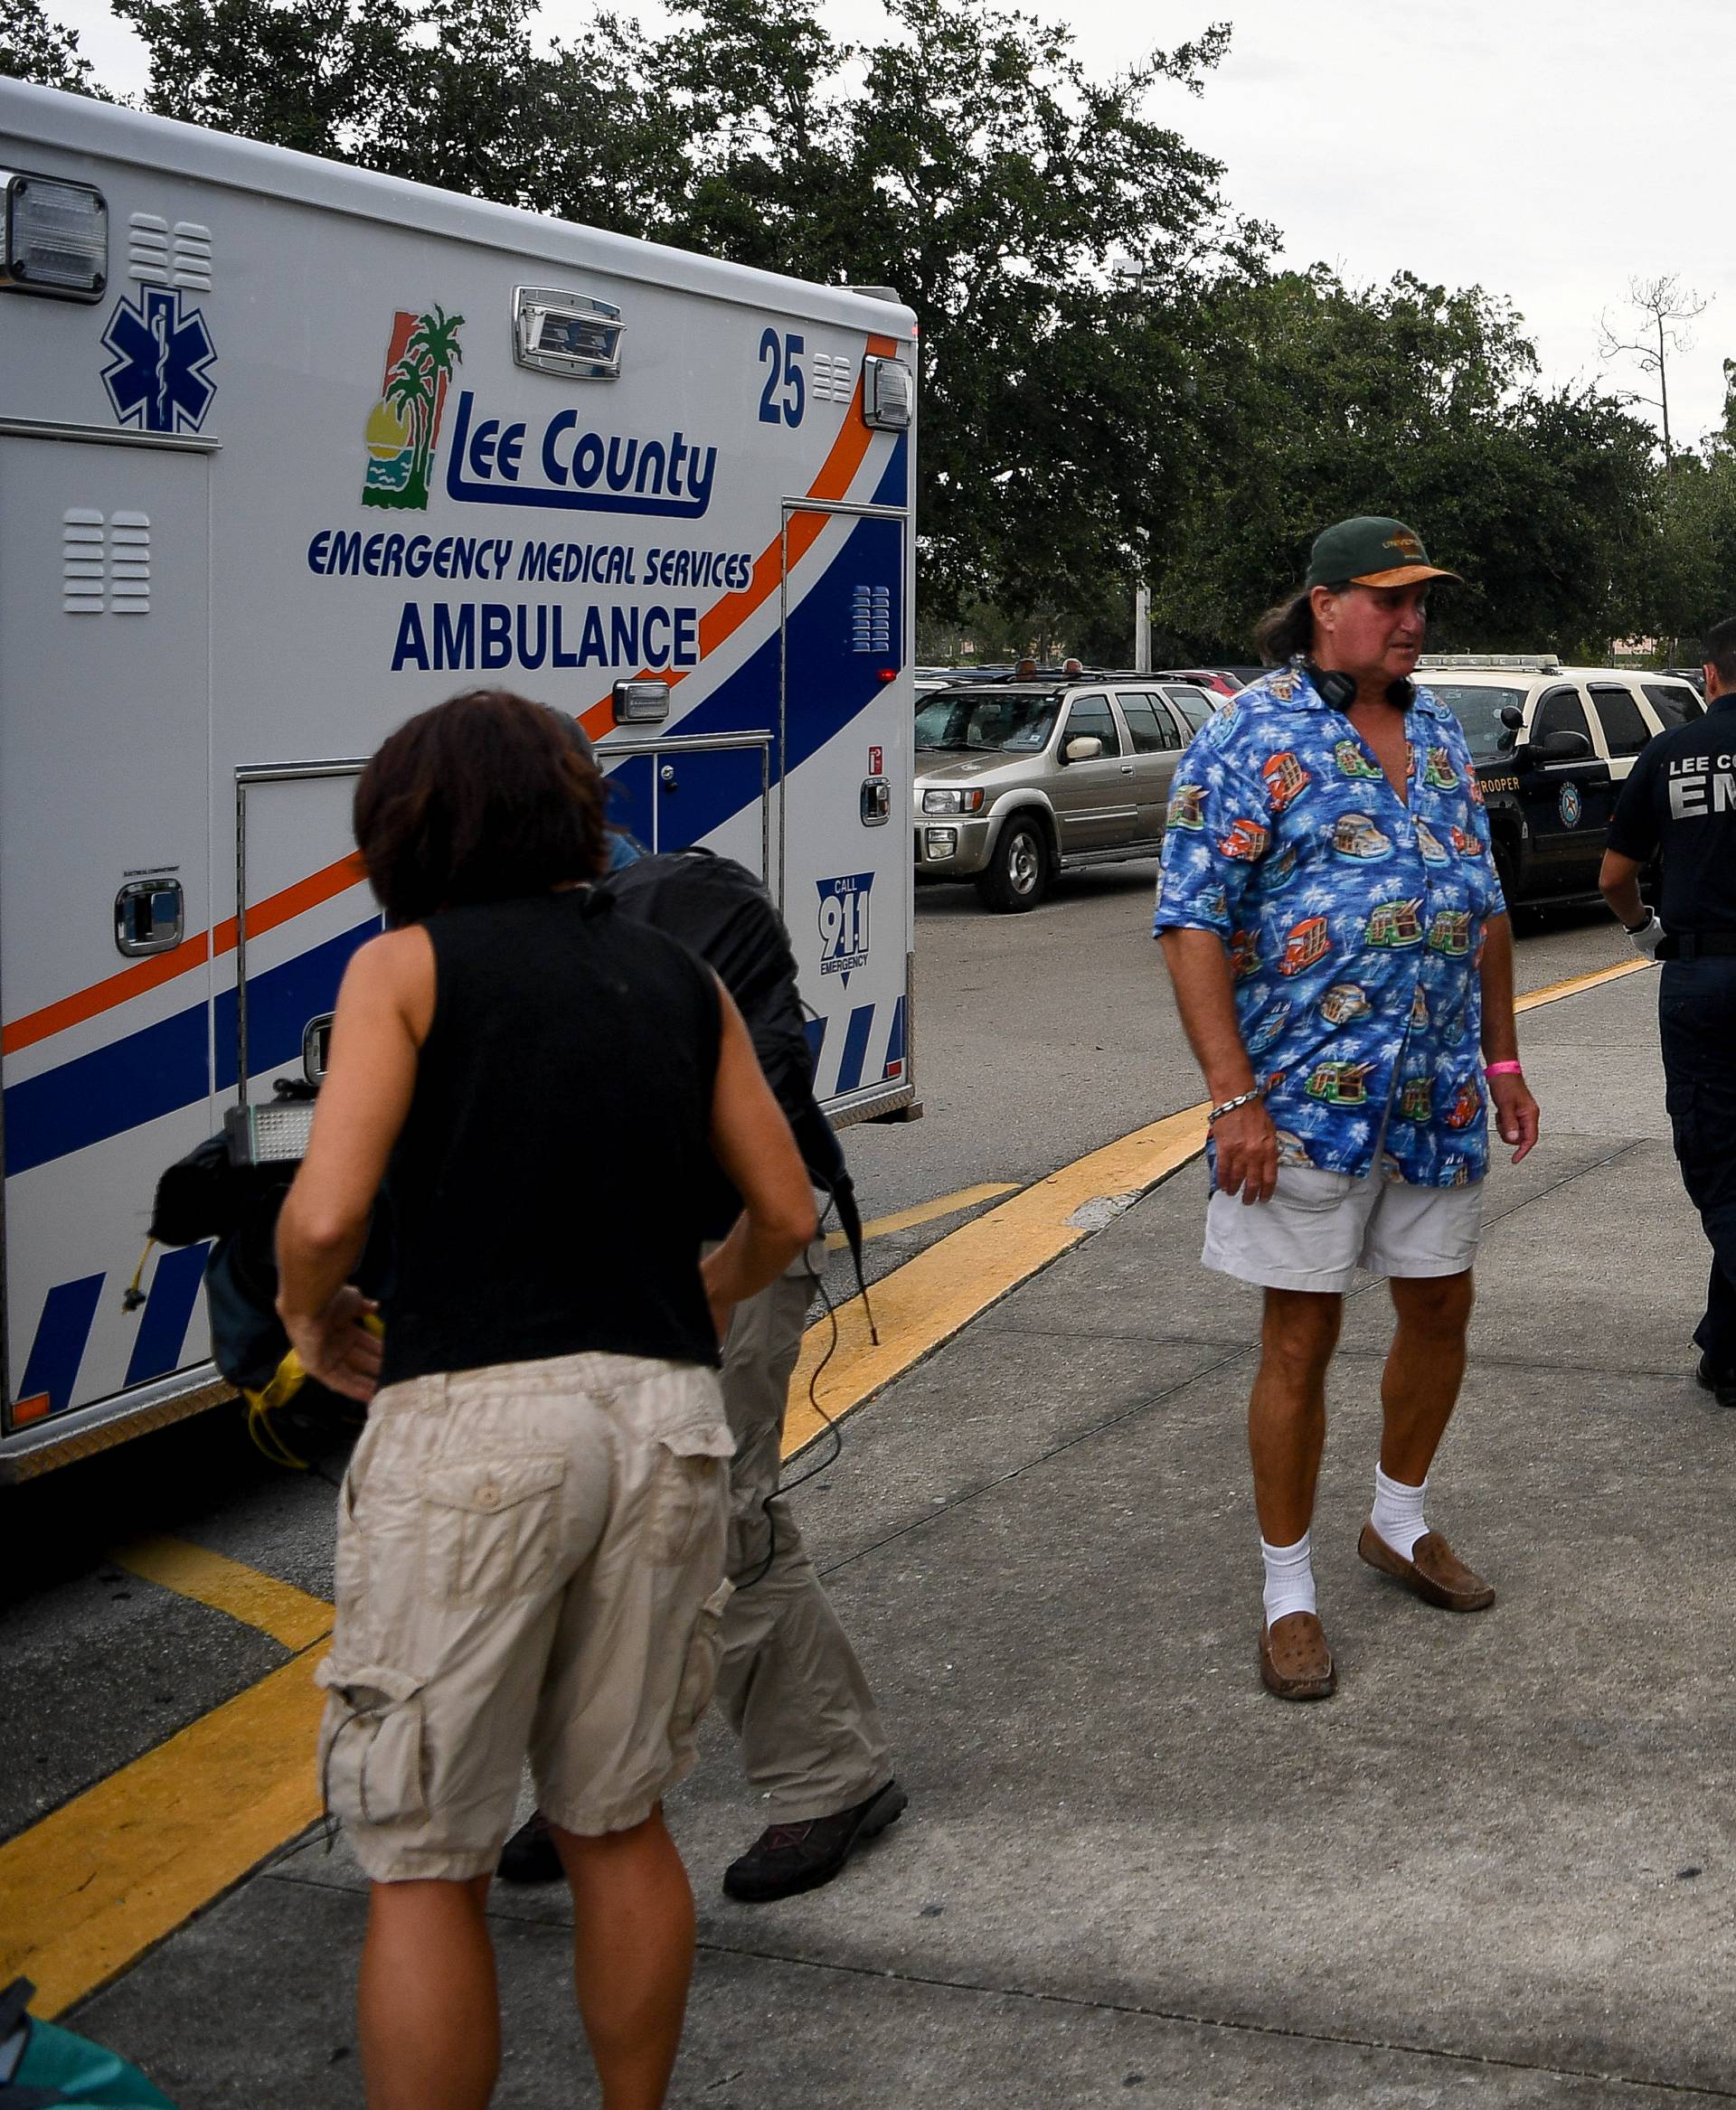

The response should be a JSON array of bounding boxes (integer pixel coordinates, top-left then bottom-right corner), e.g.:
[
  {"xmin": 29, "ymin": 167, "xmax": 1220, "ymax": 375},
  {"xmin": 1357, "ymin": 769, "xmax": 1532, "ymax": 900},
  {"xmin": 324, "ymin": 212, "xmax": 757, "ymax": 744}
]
[{"xmin": 14, "ymin": 892, "xmax": 1714, "ymax": 2105}]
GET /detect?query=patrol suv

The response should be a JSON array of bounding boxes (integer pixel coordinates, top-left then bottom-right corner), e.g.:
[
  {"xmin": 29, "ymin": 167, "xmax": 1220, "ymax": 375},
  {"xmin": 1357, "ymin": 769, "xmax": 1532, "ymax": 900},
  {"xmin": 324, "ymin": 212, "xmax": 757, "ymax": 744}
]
[
  {"xmin": 1417, "ymin": 657, "xmax": 1703, "ymax": 909},
  {"xmin": 913, "ymin": 673, "xmax": 1220, "ymax": 910}
]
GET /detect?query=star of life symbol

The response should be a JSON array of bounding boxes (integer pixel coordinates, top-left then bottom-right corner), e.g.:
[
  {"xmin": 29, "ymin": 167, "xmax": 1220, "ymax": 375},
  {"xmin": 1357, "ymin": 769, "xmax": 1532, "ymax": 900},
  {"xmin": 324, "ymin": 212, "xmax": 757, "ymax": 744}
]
[{"xmin": 100, "ymin": 286, "xmax": 217, "ymax": 435}]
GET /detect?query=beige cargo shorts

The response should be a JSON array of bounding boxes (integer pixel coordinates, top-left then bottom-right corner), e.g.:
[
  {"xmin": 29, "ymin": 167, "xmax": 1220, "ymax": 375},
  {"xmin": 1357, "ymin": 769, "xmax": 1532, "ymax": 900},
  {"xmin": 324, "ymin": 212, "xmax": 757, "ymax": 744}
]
[{"xmin": 315, "ymin": 1349, "xmax": 733, "ymax": 1884}]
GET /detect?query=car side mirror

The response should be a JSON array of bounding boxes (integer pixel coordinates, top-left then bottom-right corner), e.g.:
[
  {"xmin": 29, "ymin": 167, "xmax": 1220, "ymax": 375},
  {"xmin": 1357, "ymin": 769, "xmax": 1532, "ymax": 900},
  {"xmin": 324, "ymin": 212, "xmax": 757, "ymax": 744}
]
[
  {"xmin": 1498, "ymin": 704, "xmax": 1525, "ymax": 730},
  {"xmin": 1062, "ymin": 734, "xmax": 1104, "ymax": 764},
  {"xmin": 1530, "ymin": 728, "xmax": 1593, "ymax": 762}
]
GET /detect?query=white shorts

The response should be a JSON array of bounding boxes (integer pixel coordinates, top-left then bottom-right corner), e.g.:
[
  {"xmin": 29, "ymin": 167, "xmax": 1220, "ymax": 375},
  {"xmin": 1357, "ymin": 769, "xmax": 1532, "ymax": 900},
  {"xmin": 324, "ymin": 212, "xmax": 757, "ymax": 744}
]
[{"xmin": 1203, "ymin": 1160, "xmax": 1484, "ymax": 1295}]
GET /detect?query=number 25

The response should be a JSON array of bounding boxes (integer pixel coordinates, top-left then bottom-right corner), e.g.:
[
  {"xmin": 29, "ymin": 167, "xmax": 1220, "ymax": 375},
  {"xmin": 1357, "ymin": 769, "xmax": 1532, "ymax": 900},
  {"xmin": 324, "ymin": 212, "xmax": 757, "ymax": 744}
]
[{"xmin": 759, "ymin": 329, "xmax": 805, "ymax": 428}]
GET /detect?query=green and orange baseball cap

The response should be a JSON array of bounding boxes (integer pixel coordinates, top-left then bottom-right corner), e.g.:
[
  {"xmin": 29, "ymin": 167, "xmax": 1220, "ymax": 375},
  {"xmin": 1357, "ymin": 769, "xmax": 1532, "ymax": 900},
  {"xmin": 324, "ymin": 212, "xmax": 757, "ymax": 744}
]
[{"xmin": 1305, "ymin": 516, "xmax": 1463, "ymax": 591}]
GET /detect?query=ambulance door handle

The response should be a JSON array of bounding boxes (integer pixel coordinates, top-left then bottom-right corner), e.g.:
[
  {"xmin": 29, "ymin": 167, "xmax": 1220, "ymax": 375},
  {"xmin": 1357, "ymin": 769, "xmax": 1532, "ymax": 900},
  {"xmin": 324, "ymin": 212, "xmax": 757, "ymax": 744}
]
[{"xmin": 659, "ymin": 764, "xmax": 677, "ymax": 790}]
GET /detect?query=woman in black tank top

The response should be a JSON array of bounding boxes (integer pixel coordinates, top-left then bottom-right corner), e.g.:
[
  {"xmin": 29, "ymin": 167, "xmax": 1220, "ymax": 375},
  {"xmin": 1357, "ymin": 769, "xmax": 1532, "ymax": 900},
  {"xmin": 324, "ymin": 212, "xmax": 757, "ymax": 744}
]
[{"xmin": 275, "ymin": 691, "xmax": 816, "ymax": 2110}]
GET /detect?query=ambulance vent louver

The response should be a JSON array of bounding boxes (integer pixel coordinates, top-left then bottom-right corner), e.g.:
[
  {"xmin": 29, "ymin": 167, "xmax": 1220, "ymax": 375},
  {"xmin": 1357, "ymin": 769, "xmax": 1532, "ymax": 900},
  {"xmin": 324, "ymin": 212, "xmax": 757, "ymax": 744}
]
[
  {"xmin": 62, "ymin": 509, "xmax": 104, "ymax": 613},
  {"xmin": 849, "ymin": 584, "xmax": 892, "ymax": 655},
  {"xmin": 127, "ymin": 213, "xmax": 212, "ymax": 290},
  {"xmin": 812, "ymin": 352, "xmax": 857, "ymax": 406},
  {"xmin": 61, "ymin": 509, "xmax": 150, "ymax": 615}
]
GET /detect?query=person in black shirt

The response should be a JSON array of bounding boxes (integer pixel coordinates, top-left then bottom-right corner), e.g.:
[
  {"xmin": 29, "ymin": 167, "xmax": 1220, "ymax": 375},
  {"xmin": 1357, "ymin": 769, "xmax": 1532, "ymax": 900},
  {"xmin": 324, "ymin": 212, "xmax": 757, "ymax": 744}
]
[
  {"xmin": 277, "ymin": 691, "xmax": 816, "ymax": 2110},
  {"xmin": 1600, "ymin": 616, "xmax": 1736, "ymax": 1406}
]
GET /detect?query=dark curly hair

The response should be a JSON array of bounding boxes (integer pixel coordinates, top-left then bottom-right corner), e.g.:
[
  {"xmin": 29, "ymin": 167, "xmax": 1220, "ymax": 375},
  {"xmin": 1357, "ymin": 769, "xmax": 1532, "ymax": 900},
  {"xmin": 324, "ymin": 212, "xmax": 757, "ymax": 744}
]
[{"xmin": 354, "ymin": 689, "xmax": 607, "ymax": 926}]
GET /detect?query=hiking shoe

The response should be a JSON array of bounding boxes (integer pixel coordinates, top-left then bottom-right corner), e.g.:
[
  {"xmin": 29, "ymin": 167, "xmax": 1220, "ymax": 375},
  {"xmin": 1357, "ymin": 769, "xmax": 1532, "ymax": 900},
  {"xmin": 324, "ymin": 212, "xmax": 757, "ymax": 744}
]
[
  {"xmin": 1695, "ymin": 1354, "xmax": 1736, "ymax": 1408},
  {"xmin": 496, "ymin": 1810, "xmax": 562, "ymax": 1885},
  {"xmin": 722, "ymin": 1780, "xmax": 909, "ymax": 1903}
]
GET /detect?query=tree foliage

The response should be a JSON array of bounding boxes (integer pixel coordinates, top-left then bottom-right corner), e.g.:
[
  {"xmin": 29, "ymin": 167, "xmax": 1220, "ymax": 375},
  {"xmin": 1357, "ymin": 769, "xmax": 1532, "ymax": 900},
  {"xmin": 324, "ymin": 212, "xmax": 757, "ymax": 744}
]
[{"xmin": 0, "ymin": 0, "xmax": 106, "ymax": 93}]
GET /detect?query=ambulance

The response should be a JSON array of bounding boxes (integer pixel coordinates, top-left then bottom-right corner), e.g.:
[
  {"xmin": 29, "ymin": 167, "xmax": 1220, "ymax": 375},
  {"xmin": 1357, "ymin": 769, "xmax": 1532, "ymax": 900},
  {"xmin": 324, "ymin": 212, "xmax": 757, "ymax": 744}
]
[{"xmin": 0, "ymin": 81, "xmax": 919, "ymax": 1477}]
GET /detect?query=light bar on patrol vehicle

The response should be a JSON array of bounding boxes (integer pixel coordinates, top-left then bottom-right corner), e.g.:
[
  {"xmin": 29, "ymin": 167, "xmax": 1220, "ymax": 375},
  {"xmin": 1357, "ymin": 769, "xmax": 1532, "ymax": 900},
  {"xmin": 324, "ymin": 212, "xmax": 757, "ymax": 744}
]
[{"xmin": 0, "ymin": 169, "xmax": 108, "ymax": 300}]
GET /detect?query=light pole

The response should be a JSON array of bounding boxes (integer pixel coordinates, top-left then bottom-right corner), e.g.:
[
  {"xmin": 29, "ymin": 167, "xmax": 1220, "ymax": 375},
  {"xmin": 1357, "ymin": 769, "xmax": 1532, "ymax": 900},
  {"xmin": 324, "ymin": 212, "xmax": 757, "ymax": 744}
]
[{"xmin": 1110, "ymin": 256, "xmax": 1156, "ymax": 674}]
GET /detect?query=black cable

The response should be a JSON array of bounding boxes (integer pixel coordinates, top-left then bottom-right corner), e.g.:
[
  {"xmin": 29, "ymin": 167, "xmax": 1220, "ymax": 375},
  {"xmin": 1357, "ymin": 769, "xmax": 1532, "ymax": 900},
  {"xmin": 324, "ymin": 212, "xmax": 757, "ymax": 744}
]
[{"xmin": 731, "ymin": 1167, "xmax": 866, "ymax": 1590}]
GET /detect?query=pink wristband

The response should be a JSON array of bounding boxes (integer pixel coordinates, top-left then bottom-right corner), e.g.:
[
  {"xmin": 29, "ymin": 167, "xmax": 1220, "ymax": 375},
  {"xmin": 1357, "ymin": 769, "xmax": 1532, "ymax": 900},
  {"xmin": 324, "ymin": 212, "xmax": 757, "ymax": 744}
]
[{"xmin": 1484, "ymin": 1060, "xmax": 1524, "ymax": 1077}]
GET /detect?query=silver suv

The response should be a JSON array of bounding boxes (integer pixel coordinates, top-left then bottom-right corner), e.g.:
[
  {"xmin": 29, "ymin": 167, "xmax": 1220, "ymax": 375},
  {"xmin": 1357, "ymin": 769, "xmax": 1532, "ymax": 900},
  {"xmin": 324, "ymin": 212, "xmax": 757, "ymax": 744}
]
[{"xmin": 913, "ymin": 675, "xmax": 1219, "ymax": 910}]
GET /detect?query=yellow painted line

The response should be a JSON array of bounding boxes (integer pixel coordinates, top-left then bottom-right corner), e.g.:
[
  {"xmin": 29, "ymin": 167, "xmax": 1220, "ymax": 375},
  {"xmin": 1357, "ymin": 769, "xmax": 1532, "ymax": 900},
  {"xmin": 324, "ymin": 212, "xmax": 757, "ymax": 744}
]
[
  {"xmin": 108, "ymin": 1534, "xmax": 335, "ymax": 1651},
  {"xmin": 0, "ymin": 1646, "xmax": 327, "ymax": 2018},
  {"xmin": 783, "ymin": 1102, "xmax": 1210, "ymax": 1456},
  {"xmin": 1515, "ymin": 954, "xmax": 1653, "ymax": 1012},
  {"xmin": 824, "ymin": 1181, "xmax": 1018, "ymax": 1249}
]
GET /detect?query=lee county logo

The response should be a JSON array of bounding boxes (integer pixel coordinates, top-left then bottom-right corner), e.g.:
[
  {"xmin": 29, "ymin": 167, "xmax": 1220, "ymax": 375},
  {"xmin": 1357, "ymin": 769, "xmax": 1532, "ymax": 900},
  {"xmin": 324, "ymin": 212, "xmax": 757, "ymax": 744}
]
[
  {"xmin": 100, "ymin": 287, "xmax": 216, "ymax": 435},
  {"xmin": 1559, "ymin": 782, "xmax": 1583, "ymax": 828},
  {"xmin": 363, "ymin": 306, "xmax": 466, "ymax": 511},
  {"xmin": 817, "ymin": 871, "xmax": 873, "ymax": 984}
]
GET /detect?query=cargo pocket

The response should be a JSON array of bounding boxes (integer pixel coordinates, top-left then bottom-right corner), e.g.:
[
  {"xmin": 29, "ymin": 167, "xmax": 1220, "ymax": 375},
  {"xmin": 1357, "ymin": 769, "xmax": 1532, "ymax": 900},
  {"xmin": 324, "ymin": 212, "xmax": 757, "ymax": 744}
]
[
  {"xmin": 316, "ymin": 1660, "xmax": 428, "ymax": 1827},
  {"xmin": 420, "ymin": 1452, "xmax": 566, "ymax": 1605},
  {"xmin": 668, "ymin": 1578, "xmax": 734, "ymax": 1749},
  {"xmin": 646, "ymin": 1425, "xmax": 732, "ymax": 1568}
]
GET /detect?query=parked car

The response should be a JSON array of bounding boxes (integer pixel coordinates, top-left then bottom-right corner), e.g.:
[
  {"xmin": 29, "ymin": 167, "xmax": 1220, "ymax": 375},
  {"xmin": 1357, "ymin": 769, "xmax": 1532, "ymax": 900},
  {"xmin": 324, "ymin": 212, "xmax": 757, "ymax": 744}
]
[
  {"xmin": 1155, "ymin": 665, "xmax": 1243, "ymax": 701},
  {"xmin": 913, "ymin": 673, "xmax": 1219, "ymax": 909},
  {"xmin": 1415, "ymin": 655, "xmax": 1703, "ymax": 909}
]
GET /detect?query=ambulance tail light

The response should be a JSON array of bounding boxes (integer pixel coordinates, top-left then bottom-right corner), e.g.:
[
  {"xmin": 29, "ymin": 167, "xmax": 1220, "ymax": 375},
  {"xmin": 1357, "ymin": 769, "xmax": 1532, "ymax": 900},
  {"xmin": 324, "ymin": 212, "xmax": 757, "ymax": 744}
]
[{"xmin": 0, "ymin": 170, "xmax": 108, "ymax": 301}]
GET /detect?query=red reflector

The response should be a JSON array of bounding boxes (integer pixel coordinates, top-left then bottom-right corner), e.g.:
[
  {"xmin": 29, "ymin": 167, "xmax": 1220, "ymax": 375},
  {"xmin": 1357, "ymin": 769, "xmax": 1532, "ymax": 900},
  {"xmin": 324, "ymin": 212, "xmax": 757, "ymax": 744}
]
[
  {"xmin": 14, "ymin": 1393, "xmax": 51, "ymax": 1425},
  {"xmin": 884, "ymin": 1060, "xmax": 903, "ymax": 1079},
  {"xmin": 876, "ymin": 668, "xmax": 897, "ymax": 683}
]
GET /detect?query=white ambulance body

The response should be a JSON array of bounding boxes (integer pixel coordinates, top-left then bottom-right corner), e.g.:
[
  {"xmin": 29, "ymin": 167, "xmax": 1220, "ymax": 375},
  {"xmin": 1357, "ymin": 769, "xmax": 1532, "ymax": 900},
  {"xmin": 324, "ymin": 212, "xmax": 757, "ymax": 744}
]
[{"xmin": 0, "ymin": 81, "xmax": 917, "ymax": 1477}]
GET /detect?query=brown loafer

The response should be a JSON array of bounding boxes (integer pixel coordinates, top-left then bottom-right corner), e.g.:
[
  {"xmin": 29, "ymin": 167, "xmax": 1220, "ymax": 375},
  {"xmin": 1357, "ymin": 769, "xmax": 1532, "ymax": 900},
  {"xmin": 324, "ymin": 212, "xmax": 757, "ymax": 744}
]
[
  {"xmin": 1358, "ymin": 1522, "xmax": 1495, "ymax": 1612},
  {"xmin": 1259, "ymin": 1610, "xmax": 1335, "ymax": 1700}
]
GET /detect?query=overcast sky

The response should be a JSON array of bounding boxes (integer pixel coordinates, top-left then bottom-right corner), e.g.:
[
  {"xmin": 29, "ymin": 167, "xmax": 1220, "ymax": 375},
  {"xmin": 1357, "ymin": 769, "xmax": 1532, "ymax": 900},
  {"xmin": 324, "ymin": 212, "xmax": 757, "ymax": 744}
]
[{"xmin": 52, "ymin": 0, "xmax": 1733, "ymax": 448}]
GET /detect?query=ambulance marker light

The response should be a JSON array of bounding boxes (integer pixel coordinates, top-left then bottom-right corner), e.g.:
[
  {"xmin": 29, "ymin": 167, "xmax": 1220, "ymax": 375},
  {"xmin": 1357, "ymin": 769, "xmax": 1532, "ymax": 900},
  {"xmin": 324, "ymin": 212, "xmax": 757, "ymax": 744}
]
[
  {"xmin": 1, "ymin": 170, "xmax": 108, "ymax": 301},
  {"xmin": 13, "ymin": 1394, "xmax": 51, "ymax": 1425},
  {"xmin": 877, "ymin": 667, "xmax": 897, "ymax": 683}
]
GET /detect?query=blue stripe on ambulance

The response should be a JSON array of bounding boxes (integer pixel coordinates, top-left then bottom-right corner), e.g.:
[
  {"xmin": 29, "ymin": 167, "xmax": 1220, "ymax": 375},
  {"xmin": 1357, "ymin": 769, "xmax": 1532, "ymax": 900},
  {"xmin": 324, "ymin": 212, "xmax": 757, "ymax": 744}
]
[
  {"xmin": 2, "ymin": 917, "xmax": 380, "ymax": 1176},
  {"xmin": 835, "ymin": 1003, "xmax": 876, "ymax": 1094},
  {"xmin": 870, "ymin": 432, "xmax": 908, "ymax": 510},
  {"xmin": 19, "ymin": 1274, "xmax": 105, "ymax": 1416},
  {"xmin": 883, "ymin": 995, "xmax": 906, "ymax": 1069},
  {"xmin": 125, "ymin": 1241, "xmax": 211, "ymax": 1386}
]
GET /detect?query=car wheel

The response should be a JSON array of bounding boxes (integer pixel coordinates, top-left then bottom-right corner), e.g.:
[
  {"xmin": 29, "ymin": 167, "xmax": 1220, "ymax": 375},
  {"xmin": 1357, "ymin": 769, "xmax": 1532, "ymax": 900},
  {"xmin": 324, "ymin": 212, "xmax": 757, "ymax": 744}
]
[{"xmin": 976, "ymin": 815, "xmax": 1052, "ymax": 912}]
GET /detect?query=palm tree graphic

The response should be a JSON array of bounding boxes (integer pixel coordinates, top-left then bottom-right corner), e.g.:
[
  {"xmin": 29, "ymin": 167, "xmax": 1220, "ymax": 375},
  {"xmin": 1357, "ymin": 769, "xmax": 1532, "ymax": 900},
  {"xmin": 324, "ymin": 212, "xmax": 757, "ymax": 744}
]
[{"xmin": 379, "ymin": 305, "xmax": 465, "ymax": 508}]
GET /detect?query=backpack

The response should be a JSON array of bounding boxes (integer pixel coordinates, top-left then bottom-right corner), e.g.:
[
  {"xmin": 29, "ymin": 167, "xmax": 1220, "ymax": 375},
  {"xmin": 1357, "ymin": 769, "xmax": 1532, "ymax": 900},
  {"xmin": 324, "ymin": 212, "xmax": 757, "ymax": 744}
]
[
  {"xmin": 145, "ymin": 1089, "xmax": 392, "ymax": 1461},
  {"xmin": 606, "ymin": 849, "xmax": 866, "ymax": 1279},
  {"xmin": 0, "ymin": 1981, "xmax": 176, "ymax": 2107}
]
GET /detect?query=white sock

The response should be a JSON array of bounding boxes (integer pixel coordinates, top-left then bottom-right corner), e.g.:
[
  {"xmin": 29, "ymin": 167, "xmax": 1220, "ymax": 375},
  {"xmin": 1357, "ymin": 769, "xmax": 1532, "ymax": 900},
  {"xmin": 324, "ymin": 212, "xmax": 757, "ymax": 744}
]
[
  {"xmin": 1260, "ymin": 1530, "xmax": 1316, "ymax": 1625},
  {"xmin": 1371, "ymin": 1464, "xmax": 1429, "ymax": 1559}
]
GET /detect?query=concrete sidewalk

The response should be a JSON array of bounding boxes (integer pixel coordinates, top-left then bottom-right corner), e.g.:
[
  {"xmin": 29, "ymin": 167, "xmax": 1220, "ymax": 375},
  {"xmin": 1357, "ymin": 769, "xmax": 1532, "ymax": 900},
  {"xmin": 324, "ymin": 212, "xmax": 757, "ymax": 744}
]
[{"xmin": 79, "ymin": 961, "xmax": 1736, "ymax": 2105}]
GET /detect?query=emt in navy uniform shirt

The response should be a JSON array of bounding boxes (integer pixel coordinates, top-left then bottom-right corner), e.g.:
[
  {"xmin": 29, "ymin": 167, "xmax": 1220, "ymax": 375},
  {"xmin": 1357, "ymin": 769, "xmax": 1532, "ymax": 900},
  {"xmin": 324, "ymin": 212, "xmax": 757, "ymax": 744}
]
[{"xmin": 1601, "ymin": 616, "xmax": 1736, "ymax": 1408}]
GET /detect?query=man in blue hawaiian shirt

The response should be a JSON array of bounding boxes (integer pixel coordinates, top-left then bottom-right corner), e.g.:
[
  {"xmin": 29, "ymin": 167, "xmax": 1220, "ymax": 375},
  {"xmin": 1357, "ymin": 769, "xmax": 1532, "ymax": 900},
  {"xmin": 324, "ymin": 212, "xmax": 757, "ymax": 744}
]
[{"xmin": 1155, "ymin": 517, "xmax": 1540, "ymax": 1703}]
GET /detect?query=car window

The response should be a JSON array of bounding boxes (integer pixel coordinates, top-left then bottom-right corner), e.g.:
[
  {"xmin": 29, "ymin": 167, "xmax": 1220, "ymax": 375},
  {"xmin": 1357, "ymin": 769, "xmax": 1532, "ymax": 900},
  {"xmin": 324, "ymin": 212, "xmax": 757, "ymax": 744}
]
[
  {"xmin": 1426, "ymin": 683, "xmax": 1525, "ymax": 762},
  {"xmin": 1533, "ymin": 686, "xmax": 1592, "ymax": 746},
  {"xmin": 915, "ymin": 689, "xmax": 1061, "ymax": 753},
  {"xmin": 1644, "ymin": 683, "xmax": 1703, "ymax": 728},
  {"xmin": 1061, "ymin": 695, "xmax": 1121, "ymax": 757},
  {"xmin": 1117, "ymin": 692, "xmax": 1178, "ymax": 753},
  {"xmin": 1589, "ymin": 683, "xmax": 1654, "ymax": 758},
  {"xmin": 1163, "ymin": 685, "xmax": 1214, "ymax": 731}
]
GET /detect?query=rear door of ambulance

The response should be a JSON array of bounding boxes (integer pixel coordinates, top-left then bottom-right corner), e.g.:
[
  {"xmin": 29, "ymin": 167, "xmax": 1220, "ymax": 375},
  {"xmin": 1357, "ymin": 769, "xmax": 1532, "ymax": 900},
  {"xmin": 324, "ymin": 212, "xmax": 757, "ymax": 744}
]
[{"xmin": 0, "ymin": 242, "xmax": 219, "ymax": 1459}]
